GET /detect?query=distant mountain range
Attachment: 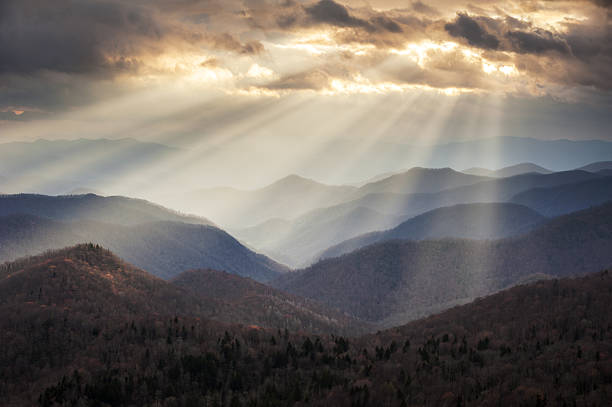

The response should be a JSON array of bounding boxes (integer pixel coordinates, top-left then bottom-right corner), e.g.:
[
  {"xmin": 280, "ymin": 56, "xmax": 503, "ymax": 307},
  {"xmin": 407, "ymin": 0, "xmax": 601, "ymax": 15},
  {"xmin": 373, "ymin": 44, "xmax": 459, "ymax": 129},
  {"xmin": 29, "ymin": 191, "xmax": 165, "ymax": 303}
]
[
  {"xmin": 309, "ymin": 136, "xmax": 612, "ymax": 183},
  {"xmin": 421, "ymin": 136, "xmax": 612, "ymax": 171},
  {"xmin": 576, "ymin": 161, "xmax": 612, "ymax": 172},
  {"xmin": 320, "ymin": 202, "xmax": 546, "ymax": 260},
  {"xmin": 357, "ymin": 167, "xmax": 488, "ymax": 195},
  {"xmin": 510, "ymin": 176, "xmax": 612, "ymax": 217},
  {"xmin": 237, "ymin": 169, "xmax": 607, "ymax": 266},
  {"xmin": 169, "ymin": 174, "xmax": 358, "ymax": 228},
  {"xmin": 2, "ymin": 136, "xmax": 612, "ymax": 196},
  {"xmin": 169, "ymin": 168, "xmax": 489, "ymax": 230},
  {"xmin": 272, "ymin": 202, "xmax": 612, "ymax": 326},
  {"xmin": 463, "ymin": 161, "xmax": 612, "ymax": 177},
  {"xmin": 463, "ymin": 162, "xmax": 552, "ymax": 177},
  {"xmin": 233, "ymin": 206, "xmax": 405, "ymax": 268}
]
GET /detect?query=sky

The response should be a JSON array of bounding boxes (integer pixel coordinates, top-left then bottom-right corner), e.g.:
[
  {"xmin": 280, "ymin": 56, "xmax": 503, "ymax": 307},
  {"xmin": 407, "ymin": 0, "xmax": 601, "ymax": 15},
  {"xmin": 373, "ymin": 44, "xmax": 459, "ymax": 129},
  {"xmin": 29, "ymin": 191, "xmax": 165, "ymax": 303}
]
[{"xmin": 0, "ymin": 0, "xmax": 611, "ymax": 188}]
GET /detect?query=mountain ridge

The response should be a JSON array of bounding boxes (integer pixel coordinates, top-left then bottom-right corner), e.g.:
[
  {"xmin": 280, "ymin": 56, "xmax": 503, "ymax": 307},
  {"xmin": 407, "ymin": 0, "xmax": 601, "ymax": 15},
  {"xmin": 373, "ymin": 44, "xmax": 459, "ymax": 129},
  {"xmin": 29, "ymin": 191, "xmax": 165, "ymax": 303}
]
[
  {"xmin": 2, "ymin": 244, "xmax": 611, "ymax": 406},
  {"xmin": 463, "ymin": 162, "xmax": 552, "ymax": 177},
  {"xmin": 0, "ymin": 212, "xmax": 287, "ymax": 282},
  {"xmin": 237, "ymin": 170, "xmax": 605, "ymax": 266},
  {"xmin": 319, "ymin": 202, "xmax": 546, "ymax": 261},
  {"xmin": 273, "ymin": 201, "xmax": 612, "ymax": 325}
]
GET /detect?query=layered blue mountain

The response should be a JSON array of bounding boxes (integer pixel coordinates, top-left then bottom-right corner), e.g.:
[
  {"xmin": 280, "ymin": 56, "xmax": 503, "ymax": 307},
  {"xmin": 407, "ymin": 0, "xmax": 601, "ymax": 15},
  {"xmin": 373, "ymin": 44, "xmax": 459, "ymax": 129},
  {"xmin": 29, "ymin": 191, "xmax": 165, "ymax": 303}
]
[
  {"xmin": 0, "ymin": 194, "xmax": 286, "ymax": 282},
  {"xmin": 236, "ymin": 169, "xmax": 605, "ymax": 266},
  {"xmin": 272, "ymin": 202, "xmax": 612, "ymax": 327},
  {"xmin": 462, "ymin": 162, "xmax": 552, "ymax": 177},
  {"xmin": 320, "ymin": 202, "xmax": 546, "ymax": 260}
]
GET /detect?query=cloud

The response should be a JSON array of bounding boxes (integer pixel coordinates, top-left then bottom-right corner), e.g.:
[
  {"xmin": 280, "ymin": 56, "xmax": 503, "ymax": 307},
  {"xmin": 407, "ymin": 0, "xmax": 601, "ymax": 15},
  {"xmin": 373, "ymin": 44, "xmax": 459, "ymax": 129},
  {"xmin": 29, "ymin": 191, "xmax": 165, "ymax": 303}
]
[
  {"xmin": 305, "ymin": 0, "xmax": 370, "ymax": 29},
  {"xmin": 506, "ymin": 30, "xmax": 569, "ymax": 55},
  {"xmin": 444, "ymin": 14, "xmax": 500, "ymax": 49},
  {"xmin": 441, "ymin": 9, "xmax": 611, "ymax": 92},
  {"xmin": 0, "ymin": 0, "xmax": 262, "ymax": 77},
  {"xmin": 411, "ymin": 1, "xmax": 440, "ymax": 16},
  {"xmin": 590, "ymin": 0, "xmax": 612, "ymax": 8},
  {"xmin": 271, "ymin": 0, "xmax": 406, "ymax": 36},
  {"xmin": 202, "ymin": 33, "xmax": 264, "ymax": 55},
  {"xmin": 0, "ymin": 0, "xmax": 160, "ymax": 75},
  {"xmin": 0, "ymin": 0, "xmax": 610, "ymax": 113},
  {"xmin": 263, "ymin": 69, "xmax": 331, "ymax": 91}
]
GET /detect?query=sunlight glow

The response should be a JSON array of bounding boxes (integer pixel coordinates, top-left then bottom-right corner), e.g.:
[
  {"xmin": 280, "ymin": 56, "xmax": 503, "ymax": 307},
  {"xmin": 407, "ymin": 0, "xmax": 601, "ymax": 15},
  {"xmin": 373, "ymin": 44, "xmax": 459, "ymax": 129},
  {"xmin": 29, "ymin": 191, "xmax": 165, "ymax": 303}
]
[
  {"xmin": 391, "ymin": 41, "xmax": 458, "ymax": 67},
  {"xmin": 246, "ymin": 64, "xmax": 276, "ymax": 79},
  {"xmin": 271, "ymin": 31, "xmax": 376, "ymax": 56}
]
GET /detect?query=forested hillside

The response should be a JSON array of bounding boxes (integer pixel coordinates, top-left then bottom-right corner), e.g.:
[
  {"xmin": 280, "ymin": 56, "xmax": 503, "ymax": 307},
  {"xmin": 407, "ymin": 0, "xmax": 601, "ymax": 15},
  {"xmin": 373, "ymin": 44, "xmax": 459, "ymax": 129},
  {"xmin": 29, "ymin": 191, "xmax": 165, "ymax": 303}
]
[
  {"xmin": 172, "ymin": 270, "xmax": 367, "ymax": 336},
  {"xmin": 1, "ymin": 245, "xmax": 610, "ymax": 406},
  {"xmin": 275, "ymin": 202, "xmax": 612, "ymax": 325}
]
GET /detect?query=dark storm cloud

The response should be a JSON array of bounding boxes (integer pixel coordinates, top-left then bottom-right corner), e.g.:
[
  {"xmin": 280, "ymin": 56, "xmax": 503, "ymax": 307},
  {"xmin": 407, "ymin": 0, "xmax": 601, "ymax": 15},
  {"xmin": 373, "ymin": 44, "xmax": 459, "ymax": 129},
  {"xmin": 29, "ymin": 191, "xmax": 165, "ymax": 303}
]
[
  {"xmin": 444, "ymin": 12, "xmax": 584, "ymax": 56},
  {"xmin": 370, "ymin": 16, "xmax": 403, "ymax": 33},
  {"xmin": 0, "ymin": 0, "xmax": 160, "ymax": 75},
  {"xmin": 305, "ymin": 0, "xmax": 371, "ymax": 29},
  {"xmin": 0, "ymin": 0, "xmax": 264, "ymax": 111},
  {"xmin": 506, "ymin": 30, "xmax": 569, "ymax": 55},
  {"xmin": 0, "ymin": 0, "xmax": 262, "ymax": 76},
  {"xmin": 411, "ymin": 1, "xmax": 440, "ymax": 16},
  {"xmin": 444, "ymin": 14, "xmax": 500, "ymax": 49},
  {"xmin": 273, "ymin": 0, "xmax": 405, "ymax": 35},
  {"xmin": 590, "ymin": 0, "xmax": 612, "ymax": 7},
  {"xmin": 1, "ymin": 0, "xmax": 610, "ymax": 112}
]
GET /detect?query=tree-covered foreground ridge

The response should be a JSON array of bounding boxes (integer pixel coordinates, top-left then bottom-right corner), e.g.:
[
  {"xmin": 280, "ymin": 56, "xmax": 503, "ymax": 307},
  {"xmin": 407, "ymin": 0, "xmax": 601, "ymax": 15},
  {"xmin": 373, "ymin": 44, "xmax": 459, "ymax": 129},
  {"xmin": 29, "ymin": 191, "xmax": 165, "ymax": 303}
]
[{"xmin": 0, "ymin": 244, "xmax": 611, "ymax": 406}]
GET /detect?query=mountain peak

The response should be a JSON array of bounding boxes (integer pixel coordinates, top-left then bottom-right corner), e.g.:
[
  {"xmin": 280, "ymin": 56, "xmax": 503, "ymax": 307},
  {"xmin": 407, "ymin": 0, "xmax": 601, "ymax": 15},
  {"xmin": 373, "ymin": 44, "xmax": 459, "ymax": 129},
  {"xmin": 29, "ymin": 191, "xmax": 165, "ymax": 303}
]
[
  {"xmin": 463, "ymin": 162, "xmax": 552, "ymax": 177},
  {"xmin": 0, "ymin": 243, "xmax": 140, "ymax": 284},
  {"xmin": 268, "ymin": 174, "xmax": 321, "ymax": 187},
  {"xmin": 358, "ymin": 166, "xmax": 486, "ymax": 195}
]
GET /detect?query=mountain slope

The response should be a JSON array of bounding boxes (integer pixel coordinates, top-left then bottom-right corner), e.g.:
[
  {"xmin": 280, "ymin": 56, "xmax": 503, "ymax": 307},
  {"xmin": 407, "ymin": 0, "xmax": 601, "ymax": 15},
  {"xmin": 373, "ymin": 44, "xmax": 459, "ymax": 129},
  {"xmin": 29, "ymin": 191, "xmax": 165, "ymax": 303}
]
[
  {"xmin": 233, "ymin": 206, "xmax": 404, "ymax": 267},
  {"xmin": 273, "ymin": 202, "xmax": 612, "ymax": 325},
  {"xmin": 463, "ymin": 162, "xmax": 552, "ymax": 177},
  {"xmin": 0, "ymin": 245, "xmax": 264, "ymax": 405},
  {"xmin": 355, "ymin": 270, "xmax": 612, "ymax": 406},
  {"xmin": 576, "ymin": 161, "xmax": 612, "ymax": 172},
  {"xmin": 170, "ymin": 168, "xmax": 488, "ymax": 230},
  {"xmin": 326, "ymin": 170, "xmax": 601, "ymax": 223},
  {"xmin": 239, "ymin": 170, "xmax": 602, "ymax": 266},
  {"xmin": 2, "ymin": 245, "xmax": 611, "ymax": 406},
  {"xmin": 356, "ymin": 167, "xmax": 489, "ymax": 195},
  {"xmin": 0, "ymin": 245, "xmax": 351, "ymax": 334},
  {"xmin": 0, "ymin": 244, "xmax": 208, "ymax": 324},
  {"xmin": 0, "ymin": 214, "xmax": 286, "ymax": 282},
  {"xmin": 172, "ymin": 269, "xmax": 367, "ymax": 335},
  {"xmin": 0, "ymin": 193, "xmax": 213, "ymax": 226},
  {"xmin": 320, "ymin": 203, "xmax": 546, "ymax": 260},
  {"xmin": 510, "ymin": 176, "xmax": 612, "ymax": 217}
]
